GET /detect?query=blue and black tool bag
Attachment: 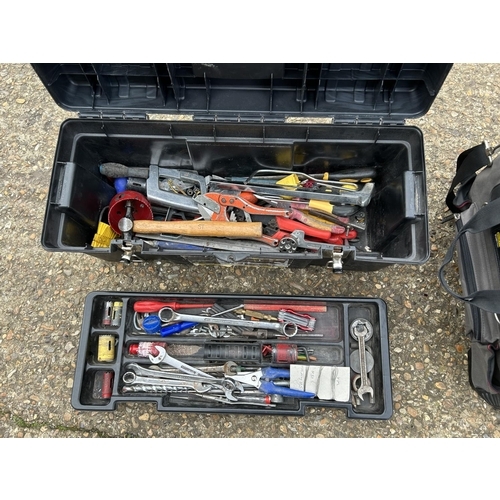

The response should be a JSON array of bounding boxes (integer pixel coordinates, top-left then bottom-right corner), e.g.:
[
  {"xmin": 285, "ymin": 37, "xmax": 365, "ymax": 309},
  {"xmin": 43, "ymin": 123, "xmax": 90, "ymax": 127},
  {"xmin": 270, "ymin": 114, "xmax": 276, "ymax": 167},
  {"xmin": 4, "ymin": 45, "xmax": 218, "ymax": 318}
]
[{"xmin": 439, "ymin": 141, "xmax": 500, "ymax": 408}]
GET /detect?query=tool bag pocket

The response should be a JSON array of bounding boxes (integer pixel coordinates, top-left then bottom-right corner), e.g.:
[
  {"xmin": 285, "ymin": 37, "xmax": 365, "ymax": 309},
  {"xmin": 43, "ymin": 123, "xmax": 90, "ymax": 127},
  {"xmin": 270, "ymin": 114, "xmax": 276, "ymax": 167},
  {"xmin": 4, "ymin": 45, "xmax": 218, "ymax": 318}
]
[{"xmin": 439, "ymin": 142, "xmax": 500, "ymax": 408}]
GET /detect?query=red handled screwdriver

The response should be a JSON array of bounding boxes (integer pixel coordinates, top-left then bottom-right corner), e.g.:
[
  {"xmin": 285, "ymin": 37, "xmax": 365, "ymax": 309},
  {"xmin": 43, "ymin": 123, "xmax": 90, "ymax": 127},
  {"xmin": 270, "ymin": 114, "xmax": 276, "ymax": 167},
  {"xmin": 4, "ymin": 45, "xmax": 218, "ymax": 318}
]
[{"xmin": 133, "ymin": 300, "xmax": 214, "ymax": 313}]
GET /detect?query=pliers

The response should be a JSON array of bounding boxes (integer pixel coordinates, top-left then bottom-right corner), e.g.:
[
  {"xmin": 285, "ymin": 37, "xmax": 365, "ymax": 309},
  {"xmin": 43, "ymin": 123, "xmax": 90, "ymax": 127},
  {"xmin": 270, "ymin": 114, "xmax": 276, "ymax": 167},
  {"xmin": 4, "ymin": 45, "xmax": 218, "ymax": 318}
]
[{"xmin": 225, "ymin": 366, "xmax": 315, "ymax": 398}]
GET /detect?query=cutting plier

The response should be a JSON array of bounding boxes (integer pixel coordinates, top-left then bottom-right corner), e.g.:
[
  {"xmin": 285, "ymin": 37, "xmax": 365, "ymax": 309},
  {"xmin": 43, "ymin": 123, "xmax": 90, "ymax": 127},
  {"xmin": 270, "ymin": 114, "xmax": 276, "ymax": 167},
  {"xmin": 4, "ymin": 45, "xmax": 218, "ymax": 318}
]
[{"xmin": 225, "ymin": 366, "xmax": 315, "ymax": 398}]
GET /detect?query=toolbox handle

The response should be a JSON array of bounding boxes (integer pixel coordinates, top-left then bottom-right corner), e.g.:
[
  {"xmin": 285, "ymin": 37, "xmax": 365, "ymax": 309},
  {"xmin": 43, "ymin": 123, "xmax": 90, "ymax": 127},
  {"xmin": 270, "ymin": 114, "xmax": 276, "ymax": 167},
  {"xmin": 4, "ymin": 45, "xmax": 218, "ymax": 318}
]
[{"xmin": 404, "ymin": 171, "xmax": 425, "ymax": 218}]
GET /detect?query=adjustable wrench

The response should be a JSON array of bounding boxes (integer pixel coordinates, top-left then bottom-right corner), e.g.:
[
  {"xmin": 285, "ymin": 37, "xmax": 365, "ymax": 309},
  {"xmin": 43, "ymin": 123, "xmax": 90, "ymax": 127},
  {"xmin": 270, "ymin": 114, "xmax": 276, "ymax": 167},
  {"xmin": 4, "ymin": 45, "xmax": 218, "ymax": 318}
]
[
  {"xmin": 148, "ymin": 345, "xmax": 217, "ymax": 379},
  {"xmin": 349, "ymin": 318, "xmax": 374, "ymax": 402}
]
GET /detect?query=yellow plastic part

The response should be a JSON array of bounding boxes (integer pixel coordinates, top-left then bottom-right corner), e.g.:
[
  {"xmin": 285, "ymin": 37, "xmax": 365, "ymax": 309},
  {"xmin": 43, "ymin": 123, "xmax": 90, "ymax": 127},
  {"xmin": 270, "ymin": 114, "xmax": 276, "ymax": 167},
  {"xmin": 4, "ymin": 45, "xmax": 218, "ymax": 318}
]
[
  {"xmin": 308, "ymin": 199, "xmax": 334, "ymax": 214},
  {"xmin": 338, "ymin": 178, "xmax": 373, "ymax": 184},
  {"xmin": 91, "ymin": 222, "xmax": 119, "ymax": 248},
  {"xmin": 276, "ymin": 173, "xmax": 300, "ymax": 188}
]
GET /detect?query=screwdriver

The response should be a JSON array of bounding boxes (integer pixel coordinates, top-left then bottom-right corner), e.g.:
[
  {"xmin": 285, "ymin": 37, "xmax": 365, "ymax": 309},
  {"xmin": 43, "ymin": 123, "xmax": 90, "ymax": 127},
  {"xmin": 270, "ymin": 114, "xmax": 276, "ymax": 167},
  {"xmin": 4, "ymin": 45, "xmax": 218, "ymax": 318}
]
[{"xmin": 133, "ymin": 300, "xmax": 214, "ymax": 313}]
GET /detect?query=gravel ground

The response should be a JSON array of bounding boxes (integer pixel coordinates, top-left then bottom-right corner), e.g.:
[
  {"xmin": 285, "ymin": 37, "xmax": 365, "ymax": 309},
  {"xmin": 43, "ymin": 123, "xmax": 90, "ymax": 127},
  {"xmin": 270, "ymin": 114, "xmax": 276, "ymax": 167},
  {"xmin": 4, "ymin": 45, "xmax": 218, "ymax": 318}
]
[{"xmin": 1, "ymin": 63, "xmax": 500, "ymax": 446}]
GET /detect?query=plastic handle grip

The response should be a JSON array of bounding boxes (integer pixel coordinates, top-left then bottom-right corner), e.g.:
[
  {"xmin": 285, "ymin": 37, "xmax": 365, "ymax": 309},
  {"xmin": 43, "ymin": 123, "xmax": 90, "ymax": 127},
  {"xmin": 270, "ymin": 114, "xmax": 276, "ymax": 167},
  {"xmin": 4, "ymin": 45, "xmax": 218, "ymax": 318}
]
[
  {"xmin": 134, "ymin": 301, "xmax": 214, "ymax": 313},
  {"xmin": 261, "ymin": 366, "xmax": 291, "ymax": 379},
  {"xmin": 259, "ymin": 381, "xmax": 316, "ymax": 398},
  {"xmin": 275, "ymin": 217, "xmax": 331, "ymax": 240},
  {"xmin": 160, "ymin": 322, "xmax": 198, "ymax": 337}
]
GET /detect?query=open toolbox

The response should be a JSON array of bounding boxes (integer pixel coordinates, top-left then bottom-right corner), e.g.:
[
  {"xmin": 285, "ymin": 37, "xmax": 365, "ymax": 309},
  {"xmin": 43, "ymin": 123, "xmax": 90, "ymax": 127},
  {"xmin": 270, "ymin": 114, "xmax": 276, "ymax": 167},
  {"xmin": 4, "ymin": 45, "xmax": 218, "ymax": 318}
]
[
  {"xmin": 72, "ymin": 292, "xmax": 392, "ymax": 419},
  {"xmin": 33, "ymin": 63, "xmax": 453, "ymax": 272}
]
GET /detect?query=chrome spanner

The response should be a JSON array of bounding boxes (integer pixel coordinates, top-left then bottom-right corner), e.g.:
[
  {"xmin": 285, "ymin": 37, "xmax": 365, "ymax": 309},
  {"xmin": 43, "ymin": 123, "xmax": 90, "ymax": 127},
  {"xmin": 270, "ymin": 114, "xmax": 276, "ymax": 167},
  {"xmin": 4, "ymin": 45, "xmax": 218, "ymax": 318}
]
[
  {"xmin": 121, "ymin": 376, "xmax": 240, "ymax": 401},
  {"xmin": 122, "ymin": 371, "xmax": 213, "ymax": 392},
  {"xmin": 350, "ymin": 318, "xmax": 374, "ymax": 403},
  {"xmin": 123, "ymin": 362, "xmax": 243, "ymax": 401},
  {"xmin": 158, "ymin": 308, "xmax": 298, "ymax": 337}
]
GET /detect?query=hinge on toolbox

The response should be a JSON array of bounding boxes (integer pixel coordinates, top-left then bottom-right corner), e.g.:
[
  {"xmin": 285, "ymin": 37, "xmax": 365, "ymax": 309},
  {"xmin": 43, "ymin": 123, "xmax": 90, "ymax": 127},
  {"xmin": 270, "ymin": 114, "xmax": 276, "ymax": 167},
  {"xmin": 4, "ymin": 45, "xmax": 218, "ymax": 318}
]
[
  {"xmin": 193, "ymin": 114, "xmax": 285, "ymax": 124},
  {"xmin": 332, "ymin": 116, "xmax": 404, "ymax": 126},
  {"xmin": 78, "ymin": 111, "xmax": 149, "ymax": 120}
]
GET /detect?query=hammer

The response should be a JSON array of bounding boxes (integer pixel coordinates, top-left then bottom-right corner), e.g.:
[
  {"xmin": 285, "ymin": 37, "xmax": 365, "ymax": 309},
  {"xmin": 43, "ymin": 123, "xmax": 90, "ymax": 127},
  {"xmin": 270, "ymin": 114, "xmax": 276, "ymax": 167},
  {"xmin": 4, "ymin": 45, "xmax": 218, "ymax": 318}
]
[{"xmin": 118, "ymin": 218, "xmax": 263, "ymax": 238}]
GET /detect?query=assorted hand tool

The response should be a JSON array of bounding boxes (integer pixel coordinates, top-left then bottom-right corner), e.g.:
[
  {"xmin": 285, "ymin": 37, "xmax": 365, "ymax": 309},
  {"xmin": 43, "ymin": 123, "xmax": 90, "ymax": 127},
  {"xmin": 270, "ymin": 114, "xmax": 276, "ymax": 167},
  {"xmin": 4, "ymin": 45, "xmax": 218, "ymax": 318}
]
[
  {"xmin": 96, "ymin": 162, "xmax": 374, "ymax": 265},
  {"xmin": 73, "ymin": 294, "xmax": 390, "ymax": 417}
]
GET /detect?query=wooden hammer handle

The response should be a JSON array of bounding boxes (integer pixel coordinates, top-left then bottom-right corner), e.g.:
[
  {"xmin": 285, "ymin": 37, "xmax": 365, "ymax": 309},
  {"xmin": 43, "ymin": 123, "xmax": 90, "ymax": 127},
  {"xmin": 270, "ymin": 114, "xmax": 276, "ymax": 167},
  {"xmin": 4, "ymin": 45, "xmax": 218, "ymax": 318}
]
[{"xmin": 132, "ymin": 220, "xmax": 262, "ymax": 238}]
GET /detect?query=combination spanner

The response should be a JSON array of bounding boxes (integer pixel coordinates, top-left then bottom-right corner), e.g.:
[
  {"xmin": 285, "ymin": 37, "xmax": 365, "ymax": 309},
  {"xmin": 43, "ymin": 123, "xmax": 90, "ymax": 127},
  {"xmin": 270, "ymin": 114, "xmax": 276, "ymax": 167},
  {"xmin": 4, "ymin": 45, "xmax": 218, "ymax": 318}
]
[
  {"xmin": 123, "ymin": 362, "xmax": 243, "ymax": 401},
  {"xmin": 350, "ymin": 318, "xmax": 374, "ymax": 403},
  {"xmin": 157, "ymin": 308, "xmax": 298, "ymax": 337}
]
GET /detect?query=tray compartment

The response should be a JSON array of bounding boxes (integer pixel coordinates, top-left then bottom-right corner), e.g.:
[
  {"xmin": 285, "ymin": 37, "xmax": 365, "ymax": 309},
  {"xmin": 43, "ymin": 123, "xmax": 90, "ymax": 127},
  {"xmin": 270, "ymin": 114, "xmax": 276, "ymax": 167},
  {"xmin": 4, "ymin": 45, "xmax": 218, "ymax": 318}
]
[{"xmin": 71, "ymin": 292, "xmax": 392, "ymax": 419}]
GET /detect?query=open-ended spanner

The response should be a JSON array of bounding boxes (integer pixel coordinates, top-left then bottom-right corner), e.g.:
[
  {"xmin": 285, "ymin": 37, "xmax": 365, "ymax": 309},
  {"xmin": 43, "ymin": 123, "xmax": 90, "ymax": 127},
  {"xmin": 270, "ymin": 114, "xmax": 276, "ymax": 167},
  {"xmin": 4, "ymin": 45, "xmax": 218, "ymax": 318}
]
[
  {"xmin": 158, "ymin": 307, "xmax": 298, "ymax": 337},
  {"xmin": 350, "ymin": 318, "xmax": 374, "ymax": 403},
  {"xmin": 125, "ymin": 359, "xmax": 243, "ymax": 401},
  {"xmin": 122, "ymin": 372, "xmax": 241, "ymax": 401}
]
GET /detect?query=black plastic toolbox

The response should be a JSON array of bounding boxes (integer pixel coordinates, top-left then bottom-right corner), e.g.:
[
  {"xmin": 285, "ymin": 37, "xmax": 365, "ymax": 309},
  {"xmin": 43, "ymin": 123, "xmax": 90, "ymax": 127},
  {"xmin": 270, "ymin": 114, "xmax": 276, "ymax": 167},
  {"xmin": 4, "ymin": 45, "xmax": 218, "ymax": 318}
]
[
  {"xmin": 72, "ymin": 292, "xmax": 392, "ymax": 419},
  {"xmin": 33, "ymin": 63, "xmax": 453, "ymax": 272}
]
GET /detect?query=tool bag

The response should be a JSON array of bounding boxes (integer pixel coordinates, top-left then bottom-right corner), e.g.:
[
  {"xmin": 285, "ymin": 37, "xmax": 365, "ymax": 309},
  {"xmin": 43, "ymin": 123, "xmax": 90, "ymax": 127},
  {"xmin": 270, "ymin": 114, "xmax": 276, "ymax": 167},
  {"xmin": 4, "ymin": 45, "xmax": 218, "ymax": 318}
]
[{"xmin": 439, "ymin": 141, "xmax": 500, "ymax": 408}]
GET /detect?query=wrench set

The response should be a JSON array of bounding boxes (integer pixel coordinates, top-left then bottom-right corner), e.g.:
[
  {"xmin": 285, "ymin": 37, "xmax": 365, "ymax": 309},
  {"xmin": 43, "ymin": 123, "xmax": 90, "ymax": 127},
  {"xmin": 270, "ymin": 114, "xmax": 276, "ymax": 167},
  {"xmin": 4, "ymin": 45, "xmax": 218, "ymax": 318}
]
[{"xmin": 73, "ymin": 292, "xmax": 392, "ymax": 419}]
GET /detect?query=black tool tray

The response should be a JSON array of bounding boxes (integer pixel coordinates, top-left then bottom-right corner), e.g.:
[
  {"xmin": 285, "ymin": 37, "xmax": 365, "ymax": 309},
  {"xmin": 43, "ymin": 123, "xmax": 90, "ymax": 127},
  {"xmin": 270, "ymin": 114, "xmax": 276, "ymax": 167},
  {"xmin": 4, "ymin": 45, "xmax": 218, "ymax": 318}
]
[
  {"xmin": 33, "ymin": 63, "xmax": 452, "ymax": 272},
  {"xmin": 72, "ymin": 292, "xmax": 392, "ymax": 419}
]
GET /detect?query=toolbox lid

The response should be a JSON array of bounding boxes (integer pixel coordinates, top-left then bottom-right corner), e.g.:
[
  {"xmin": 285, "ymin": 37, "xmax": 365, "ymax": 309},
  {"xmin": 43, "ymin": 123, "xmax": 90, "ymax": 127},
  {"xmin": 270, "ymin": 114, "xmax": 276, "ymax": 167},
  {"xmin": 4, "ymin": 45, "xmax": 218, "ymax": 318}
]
[{"xmin": 31, "ymin": 63, "xmax": 452, "ymax": 123}]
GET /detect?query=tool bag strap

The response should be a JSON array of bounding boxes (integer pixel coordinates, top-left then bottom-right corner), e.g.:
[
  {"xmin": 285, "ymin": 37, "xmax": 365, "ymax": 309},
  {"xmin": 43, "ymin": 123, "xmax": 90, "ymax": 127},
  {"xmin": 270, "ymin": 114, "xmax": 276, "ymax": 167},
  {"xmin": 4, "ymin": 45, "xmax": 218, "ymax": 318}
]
[
  {"xmin": 438, "ymin": 195, "xmax": 500, "ymax": 313},
  {"xmin": 445, "ymin": 142, "xmax": 492, "ymax": 213}
]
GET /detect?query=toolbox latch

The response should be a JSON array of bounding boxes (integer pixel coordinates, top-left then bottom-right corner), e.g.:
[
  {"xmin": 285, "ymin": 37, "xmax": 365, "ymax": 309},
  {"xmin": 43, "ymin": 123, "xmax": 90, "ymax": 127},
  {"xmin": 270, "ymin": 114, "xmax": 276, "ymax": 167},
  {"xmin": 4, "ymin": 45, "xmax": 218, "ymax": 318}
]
[
  {"xmin": 78, "ymin": 111, "xmax": 149, "ymax": 120},
  {"xmin": 326, "ymin": 246, "xmax": 345, "ymax": 273}
]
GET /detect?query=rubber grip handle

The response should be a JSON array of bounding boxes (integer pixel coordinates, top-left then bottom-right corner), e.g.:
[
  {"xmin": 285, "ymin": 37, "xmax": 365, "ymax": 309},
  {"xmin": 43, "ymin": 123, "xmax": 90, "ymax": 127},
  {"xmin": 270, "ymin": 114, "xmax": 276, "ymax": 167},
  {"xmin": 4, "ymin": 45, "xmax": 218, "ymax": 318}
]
[
  {"xmin": 308, "ymin": 199, "xmax": 335, "ymax": 214},
  {"xmin": 261, "ymin": 366, "xmax": 291, "ymax": 379},
  {"xmin": 275, "ymin": 217, "xmax": 331, "ymax": 240},
  {"xmin": 259, "ymin": 381, "xmax": 316, "ymax": 398},
  {"xmin": 132, "ymin": 220, "xmax": 263, "ymax": 238},
  {"xmin": 100, "ymin": 162, "xmax": 150, "ymax": 179}
]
